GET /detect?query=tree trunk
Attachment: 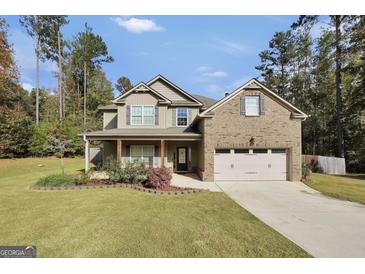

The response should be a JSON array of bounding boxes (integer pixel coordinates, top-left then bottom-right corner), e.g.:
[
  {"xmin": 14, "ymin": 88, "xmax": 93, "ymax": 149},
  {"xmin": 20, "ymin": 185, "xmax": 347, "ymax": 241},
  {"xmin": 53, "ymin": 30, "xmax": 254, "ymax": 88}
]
[
  {"xmin": 58, "ymin": 30, "xmax": 63, "ymax": 122},
  {"xmin": 335, "ymin": 16, "xmax": 345, "ymax": 158},
  {"xmin": 35, "ymin": 37, "xmax": 40, "ymax": 126},
  {"xmin": 83, "ymin": 61, "xmax": 87, "ymax": 131}
]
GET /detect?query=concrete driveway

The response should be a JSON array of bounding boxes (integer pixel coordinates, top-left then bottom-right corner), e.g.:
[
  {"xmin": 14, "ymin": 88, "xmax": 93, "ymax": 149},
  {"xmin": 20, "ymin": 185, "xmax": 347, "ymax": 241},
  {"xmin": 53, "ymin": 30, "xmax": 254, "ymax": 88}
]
[{"xmin": 216, "ymin": 180, "xmax": 365, "ymax": 257}]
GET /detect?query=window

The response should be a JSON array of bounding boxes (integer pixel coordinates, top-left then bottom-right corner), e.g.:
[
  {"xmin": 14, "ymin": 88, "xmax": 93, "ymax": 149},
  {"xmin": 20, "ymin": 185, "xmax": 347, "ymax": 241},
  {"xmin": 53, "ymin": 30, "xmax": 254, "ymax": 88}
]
[
  {"xmin": 130, "ymin": 145, "xmax": 154, "ymax": 166},
  {"xmin": 234, "ymin": 149, "xmax": 249, "ymax": 154},
  {"xmin": 215, "ymin": 149, "xmax": 231, "ymax": 154},
  {"xmin": 245, "ymin": 96, "xmax": 260, "ymax": 116},
  {"xmin": 271, "ymin": 148, "xmax": 286, "ymax": 154},
  {"xmin": 176, "ymin": 108, "xmax": 188, "ymax": 126},
  {"xmin": 143, "ymin": 106, "xmax": 155, "ymax": 125},
  {"xmin": 131, "ymin": 105, "xmax": 155, "ymax": 125},
  {"xmin": 252, "ymin": 149, "xmax": 268, "ymax": 154}
]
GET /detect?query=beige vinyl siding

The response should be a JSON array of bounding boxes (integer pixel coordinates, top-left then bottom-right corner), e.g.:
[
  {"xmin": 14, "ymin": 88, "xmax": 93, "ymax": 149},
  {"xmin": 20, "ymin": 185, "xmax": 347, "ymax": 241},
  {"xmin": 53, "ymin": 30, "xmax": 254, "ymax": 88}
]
[
  {"xmin": 149, "ymin": 80, "xmax": 187, "ymax": 101},
  {"xmin": 117, "ymin": 92, "xmax": 167, "ymax": 128},
  {"xmin": 103, "ymin": 112, "xmax": 117, "ymax": 129}
]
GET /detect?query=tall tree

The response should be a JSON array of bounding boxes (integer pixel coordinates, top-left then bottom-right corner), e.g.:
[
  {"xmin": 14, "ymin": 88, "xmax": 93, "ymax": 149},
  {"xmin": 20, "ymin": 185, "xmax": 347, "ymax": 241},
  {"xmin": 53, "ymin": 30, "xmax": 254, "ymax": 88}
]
[
  {"xmin": 343, "ymin": 16, "xmax": 365, "ymax": 171},
  {"xmin": 0, "ymin": 17, "xmax": 33, "ymax": 158},
  {"xmin": 115, "ymin": 76, "xmax": 133, "ymax": 94},
  {"xmin": 71, "ymin": 23, "xmax": 114, "ymax": 130},
  {"xmin": 255, "ymin": 30, "xmax": 295, "ymax": 98},
  {"xmin": 292, "ymin": 15, "xmax": 347, "ymax": 158},
  {"xmin": 0, "ymin": 17, "xmax": 21, "ymax": 112},
  {"xmin": 19, "ymin": 16, "xmax": 68, "ymax": 125}
]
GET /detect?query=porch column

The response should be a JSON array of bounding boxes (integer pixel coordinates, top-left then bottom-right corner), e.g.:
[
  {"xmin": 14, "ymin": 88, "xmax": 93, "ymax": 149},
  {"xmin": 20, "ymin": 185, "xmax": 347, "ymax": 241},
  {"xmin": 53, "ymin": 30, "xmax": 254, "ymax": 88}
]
[
  {"xmin": 117, "ymin": 139, "xmax": 122, "ymax": 162},
  {"xmin": 84, "ymin": 138, "xmax": 89, "ymax": 173},
  {"xmin": 160, "ymin": 139, "xmax": 165, "ymax": 167}
]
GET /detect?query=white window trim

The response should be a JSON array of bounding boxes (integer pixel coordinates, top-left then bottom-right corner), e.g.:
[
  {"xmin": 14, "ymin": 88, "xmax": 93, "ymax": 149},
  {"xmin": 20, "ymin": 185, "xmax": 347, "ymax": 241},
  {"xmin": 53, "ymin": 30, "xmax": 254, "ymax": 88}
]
[
  {"xmin": 130, "ymin": 105, "xmax": 155, "ymax": 126},
  {"xmin": 176, "ymin": 107, "xmax": 189, "ymax": 127},
  {"xmin": 129, "ymin": 145, "xmax": 155, "ymax": 164},
  {"xmin": 245, "ymin": 95, "xmax": 260, "ymax": 117}
]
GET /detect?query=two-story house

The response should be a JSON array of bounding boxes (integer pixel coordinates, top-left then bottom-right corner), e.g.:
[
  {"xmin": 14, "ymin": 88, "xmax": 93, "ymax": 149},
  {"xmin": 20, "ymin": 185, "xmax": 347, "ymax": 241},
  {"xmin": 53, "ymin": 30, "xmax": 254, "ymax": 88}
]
[{"xmin": 82, "ymin": 74, "xmax": 307, "ymax": 182}]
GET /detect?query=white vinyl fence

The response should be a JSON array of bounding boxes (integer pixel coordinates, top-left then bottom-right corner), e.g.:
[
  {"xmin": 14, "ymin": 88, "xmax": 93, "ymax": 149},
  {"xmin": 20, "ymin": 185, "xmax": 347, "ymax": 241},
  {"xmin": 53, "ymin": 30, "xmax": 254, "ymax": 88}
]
[{"xmin": 303, "ymin": 155, "xmax": 346, "ymax": 175}]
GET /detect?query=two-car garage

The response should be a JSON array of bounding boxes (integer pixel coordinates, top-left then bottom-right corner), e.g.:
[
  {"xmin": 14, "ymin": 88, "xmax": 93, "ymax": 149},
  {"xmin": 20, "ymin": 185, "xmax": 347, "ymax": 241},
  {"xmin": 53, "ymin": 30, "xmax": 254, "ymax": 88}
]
[{"xmin": 214, "ymin": 148, "xmax": 288, "ymax": 181}]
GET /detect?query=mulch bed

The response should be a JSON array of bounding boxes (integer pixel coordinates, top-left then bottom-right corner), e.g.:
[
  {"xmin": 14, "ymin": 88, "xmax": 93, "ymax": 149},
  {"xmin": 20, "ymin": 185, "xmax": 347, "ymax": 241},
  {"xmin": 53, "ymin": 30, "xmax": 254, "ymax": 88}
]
[{"xmin": 31, "ymin": 180, "xmax": 203, "ymax": 195}]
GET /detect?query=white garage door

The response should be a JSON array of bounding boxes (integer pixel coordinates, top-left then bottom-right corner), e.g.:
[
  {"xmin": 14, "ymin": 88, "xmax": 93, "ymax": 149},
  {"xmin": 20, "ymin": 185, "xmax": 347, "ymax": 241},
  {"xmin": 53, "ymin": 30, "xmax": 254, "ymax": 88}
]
[{"xmin": 214, "ymin": 148, "xmax": 287, "ymax": 181}]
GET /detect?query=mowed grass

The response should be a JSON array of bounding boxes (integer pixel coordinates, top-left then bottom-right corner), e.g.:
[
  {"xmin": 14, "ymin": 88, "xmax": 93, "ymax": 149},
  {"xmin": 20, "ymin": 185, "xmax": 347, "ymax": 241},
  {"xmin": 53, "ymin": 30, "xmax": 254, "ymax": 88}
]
[
  {"xmin": 306, "ymin": 173, "xmax": 365, "ymax": 205},
  {"xmin": 0, "ymin": 157, "xmax": 309, "ymax": 257}
]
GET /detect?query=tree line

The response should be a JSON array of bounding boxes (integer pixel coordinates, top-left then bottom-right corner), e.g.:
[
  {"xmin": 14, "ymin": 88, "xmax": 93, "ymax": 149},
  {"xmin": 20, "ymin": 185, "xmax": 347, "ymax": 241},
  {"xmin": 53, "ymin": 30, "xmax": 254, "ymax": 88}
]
[
  {"xmin": 256, "ymin": 15, "xmax": 365, "ymax": 172},
  {"xmin": 1, "ymin": 16, "xmax": 364, "ymax": 173},
  {"xmin": 0, "ymin": 16, "xmax": 132, "ymax": 158}
]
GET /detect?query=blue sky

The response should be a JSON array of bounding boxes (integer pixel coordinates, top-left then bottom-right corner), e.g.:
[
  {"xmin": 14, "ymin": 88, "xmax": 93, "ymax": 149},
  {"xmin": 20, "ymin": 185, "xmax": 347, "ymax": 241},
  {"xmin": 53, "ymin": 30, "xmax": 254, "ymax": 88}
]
[{"xmin": 5, "ymin": 15, "xmax": 300, "ymax": 99}]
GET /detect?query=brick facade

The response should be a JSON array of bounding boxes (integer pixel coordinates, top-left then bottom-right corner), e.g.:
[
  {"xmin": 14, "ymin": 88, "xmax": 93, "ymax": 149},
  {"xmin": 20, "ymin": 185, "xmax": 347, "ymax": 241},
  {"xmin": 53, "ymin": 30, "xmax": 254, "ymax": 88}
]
[{"xmin": 198, "ymin": 88, "xmax": 302, "ymax": 182}]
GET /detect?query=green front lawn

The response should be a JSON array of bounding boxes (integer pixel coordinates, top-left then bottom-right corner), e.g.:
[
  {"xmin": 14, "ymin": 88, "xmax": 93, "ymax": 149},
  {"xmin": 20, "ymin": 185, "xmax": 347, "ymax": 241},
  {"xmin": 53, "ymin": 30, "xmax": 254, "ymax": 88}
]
[
  {"xmin": 306, "ymin": 173, "xmax": 365, "ymax": 205},
  {"xmin": 0, "ymin": 157, "xmax": 309, "ymax": 257}
]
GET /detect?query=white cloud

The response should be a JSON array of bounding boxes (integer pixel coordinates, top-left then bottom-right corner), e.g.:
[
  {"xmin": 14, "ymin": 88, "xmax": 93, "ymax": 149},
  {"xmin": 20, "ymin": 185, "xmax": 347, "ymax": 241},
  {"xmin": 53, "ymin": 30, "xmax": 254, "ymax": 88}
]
[
  {"xmin": 195, "ymin": 66, "xmax": 211, "ymax": 73},
  {"xmin": 22, "ymin": 82, "xmax": 33, "ymax": 92},
  {"xmin": 202, "ymin": 71, "xmax": 228, "ymax": 78},
  {"xmin": 210, "ymin": 37, "xmax": 251, "ymax": 56},
  {"xmin": 112, "ymin": 17, "xmax": 165, "ymax": 34}
]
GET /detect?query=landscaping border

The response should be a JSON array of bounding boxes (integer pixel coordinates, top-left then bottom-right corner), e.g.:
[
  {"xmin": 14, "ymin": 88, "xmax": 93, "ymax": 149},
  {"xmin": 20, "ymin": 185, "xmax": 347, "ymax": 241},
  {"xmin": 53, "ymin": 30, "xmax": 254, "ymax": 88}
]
[{"xmin": 30, "ymin": 183, "xmax": 204, "ymax": 195}]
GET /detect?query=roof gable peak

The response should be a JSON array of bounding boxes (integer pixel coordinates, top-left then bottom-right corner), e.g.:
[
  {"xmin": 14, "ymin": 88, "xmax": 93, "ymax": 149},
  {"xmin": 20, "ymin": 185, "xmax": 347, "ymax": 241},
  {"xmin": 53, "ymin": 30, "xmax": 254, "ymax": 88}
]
[
  {"xmin": 112, "ymin": 81, "xmax": 171, "ymax": 103},
  {"xmin": 200, "ymin": 78, "xmax": 307, "ymax": 119},
  {"xmin": 147, "ymin": 74, "xmax": 203, "ymax": 105}
]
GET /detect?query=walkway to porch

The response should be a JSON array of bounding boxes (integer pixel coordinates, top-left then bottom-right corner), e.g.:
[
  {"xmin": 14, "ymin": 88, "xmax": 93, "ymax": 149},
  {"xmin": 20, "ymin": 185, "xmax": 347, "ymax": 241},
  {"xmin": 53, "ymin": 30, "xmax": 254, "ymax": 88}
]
[{"xmin": 171, "ymin": 173, "xmax": 222, "ymax": 192}]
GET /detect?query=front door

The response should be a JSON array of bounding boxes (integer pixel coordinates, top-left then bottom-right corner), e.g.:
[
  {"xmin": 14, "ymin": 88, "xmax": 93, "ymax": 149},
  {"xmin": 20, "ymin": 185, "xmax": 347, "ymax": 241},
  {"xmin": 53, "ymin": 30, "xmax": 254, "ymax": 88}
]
[{"xmin": 176, "ymin": 147, "xmax": 188, "ymax": 171}]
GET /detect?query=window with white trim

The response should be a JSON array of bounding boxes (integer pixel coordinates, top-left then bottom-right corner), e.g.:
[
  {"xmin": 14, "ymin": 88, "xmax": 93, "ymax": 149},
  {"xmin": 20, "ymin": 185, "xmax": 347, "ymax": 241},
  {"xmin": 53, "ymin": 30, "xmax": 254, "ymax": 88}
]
[
  {"xmin": 245, "ymin": 96, "xmax": 260, "ymax": 116},
  {"xmin": 131, "ymin": 105, "xmax": 155, "ymax": 125},
  {"xmin": 130, "ymin": 145, "xmax": 154, "ymax": 165},
  {"xmin": 176, "ymin": 108, "xmax": 188, "ymax": 126}
]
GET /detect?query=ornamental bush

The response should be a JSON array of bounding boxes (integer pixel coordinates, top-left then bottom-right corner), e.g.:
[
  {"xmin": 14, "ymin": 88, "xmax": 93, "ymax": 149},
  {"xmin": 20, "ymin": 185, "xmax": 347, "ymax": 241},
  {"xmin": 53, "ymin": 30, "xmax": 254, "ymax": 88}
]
[
  {"xmin": 103, "ymin": 156, "xmax": 124, "ymax": 182},
  {"xmin": 122, "ymin": 160, "xmax": 148, "ymax": 184},
  {"xmin": 35, "ymin": 174, "xmax": 76, "ymax": 187},
  {"xmin": 103, "ymin": 158, "xmax": 148, "ymax": 184},
  {"xmin": 302, "ymin": 163, "xmax": 312, "ymax": 180},
  {"xmin": 144, "ymin": 167, "xmax": 172, "ymax": 189}
]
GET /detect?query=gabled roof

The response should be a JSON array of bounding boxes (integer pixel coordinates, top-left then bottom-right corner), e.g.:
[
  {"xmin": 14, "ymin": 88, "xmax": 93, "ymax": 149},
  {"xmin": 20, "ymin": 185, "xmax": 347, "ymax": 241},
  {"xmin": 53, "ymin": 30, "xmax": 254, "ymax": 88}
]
[
  {"xmin": 146, "ymin": 74, "xmax": 203, "ymax": 106},
  {"xmin": 192, "ymin": 95, "xmax": 217, "ymax": 109},
  {"xmin": 98, "ymin": 104, "xmax": 117, "ymax": 110},
  {"xmin": 199, "ymin": 78, "xmax": 308, "ymax": 119},
  {"xmin": 112, "ymin": 82, "xmax": 171, "ymax": 104},
  {"xmin": 112, "ymin": 82, "xmax": 171, "ymax": 103}
]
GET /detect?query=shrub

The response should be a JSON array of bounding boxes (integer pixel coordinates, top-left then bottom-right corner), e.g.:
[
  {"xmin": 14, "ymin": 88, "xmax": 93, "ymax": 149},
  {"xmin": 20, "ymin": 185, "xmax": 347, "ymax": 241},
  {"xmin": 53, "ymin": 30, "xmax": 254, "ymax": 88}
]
[
  {"xmin": 144, "ymin": 167, "xmax": 172, "ymax": 189},
  {"xmin": 75, "ymin": 172, "xmax": 91, "ymax": 185},
  {"xmin": 122, "ymin": 160, "xmax": 148, "ymax": 184},
  {"xmin": 35, "ymin": 174, "xmax": 75, "ymax": 187},
  {"xmin": 103, "ymin": 158, "xmax": 148, "ymax": 184},
  {"xmin": 307, "ymin": 159, "xmax": 323, "ymax": 173},
  {"xmin": 103, "ymin": 156, "xmax": 124, "ymax": 182},
  {"xmin": 302, "ymin": 163, "xmax": 312, "ymax": 180}
]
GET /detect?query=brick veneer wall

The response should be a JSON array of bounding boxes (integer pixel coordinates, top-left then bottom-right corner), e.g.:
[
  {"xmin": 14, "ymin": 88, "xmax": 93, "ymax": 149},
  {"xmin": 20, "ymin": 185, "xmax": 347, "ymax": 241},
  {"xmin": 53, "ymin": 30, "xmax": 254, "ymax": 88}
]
[{"xmin": 198, "ymin": 88, "xmax": 302, "ymax": 182}]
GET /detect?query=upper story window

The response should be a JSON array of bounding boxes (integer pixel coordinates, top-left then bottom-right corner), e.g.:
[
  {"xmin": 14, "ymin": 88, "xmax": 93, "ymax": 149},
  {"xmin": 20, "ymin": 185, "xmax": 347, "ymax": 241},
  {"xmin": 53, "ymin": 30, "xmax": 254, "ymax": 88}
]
[
  {"xmin": 131, "ymin": 105, "xmax": 155, "ymax": 125},
  {"xmin": 245, "ymin": 96, "xmax": 260, "ymax": 116},
  {"xmin": 176, "ymin": 108, "xmax": 188, "ymax": 126}
]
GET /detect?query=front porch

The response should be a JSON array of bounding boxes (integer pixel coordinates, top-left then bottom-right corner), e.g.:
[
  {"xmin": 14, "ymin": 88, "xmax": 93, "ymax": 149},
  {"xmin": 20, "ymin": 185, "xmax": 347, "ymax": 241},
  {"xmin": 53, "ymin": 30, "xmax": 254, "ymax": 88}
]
[{"xmin": 82, "ymin": 128, "xmax": 203, "ymax": 178}]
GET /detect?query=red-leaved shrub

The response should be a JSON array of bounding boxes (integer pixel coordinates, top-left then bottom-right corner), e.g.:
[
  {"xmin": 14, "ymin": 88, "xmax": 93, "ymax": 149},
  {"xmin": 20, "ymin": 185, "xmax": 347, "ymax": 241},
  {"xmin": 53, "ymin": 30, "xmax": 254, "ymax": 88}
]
[{"xmin": 144, "ymin": 167, "xmax": 172, "ymax": 189}]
